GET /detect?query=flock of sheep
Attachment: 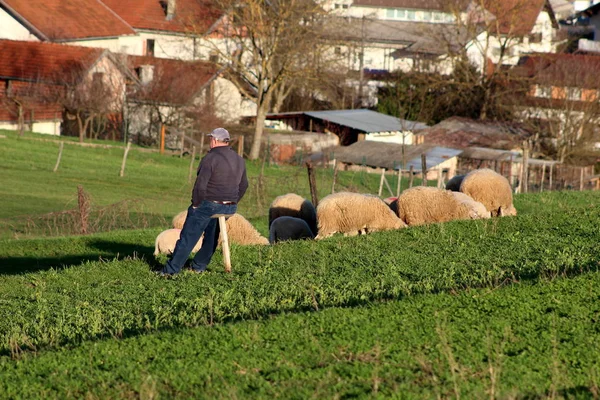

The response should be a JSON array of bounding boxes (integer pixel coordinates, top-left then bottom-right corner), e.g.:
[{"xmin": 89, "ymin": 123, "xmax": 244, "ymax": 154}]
[{"xmin": 154, "ymin": 168, "xmax": 517, "ymax": 255}]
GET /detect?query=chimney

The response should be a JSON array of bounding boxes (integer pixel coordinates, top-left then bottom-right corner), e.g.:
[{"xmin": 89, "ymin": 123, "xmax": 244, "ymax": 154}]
[
  {"xmin": 166, "ymin": 0, "xmax": 176, "ymax": 20},
  {"xmin": 139, "ymin": 65, "xmax": 155, "ymax": 84}
]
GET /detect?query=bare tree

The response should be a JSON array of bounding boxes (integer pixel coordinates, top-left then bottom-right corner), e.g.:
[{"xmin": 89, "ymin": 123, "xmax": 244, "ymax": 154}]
[{"xmin": 187, "ymin": 0, "xmax": 331, "ymax": 159}]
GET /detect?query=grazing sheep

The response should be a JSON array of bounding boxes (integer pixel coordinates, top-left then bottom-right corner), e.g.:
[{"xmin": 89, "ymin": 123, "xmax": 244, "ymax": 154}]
[
  {"xmin": 268, "ymin": 193, "xmax": 317, "ymax": 236},
  {"xmin": 224, "ymin": 213, "xmax": 269, "ymax": 246},
  {"xmin": 393, "ymin": 186, "xmax": 490, "ymax": 226},
  {"xmin": 269, "ymin": 216, "xmax": 315, "ymax": 244},
  {"xmin": 172, "ymin": 210, "xmax": 187, "ymax": 229},
  {"xmin": 450, "ymin": 191, "xmax": 492, "ymax": 219},
  {"xmin": 315, "ymin": 192, "xmax": 406, "ymax": 239},
  {"xmin": 445, "ymin": 175, "xmax": 465, "ymax": 192},
  {"xmin": 154, "ymin": 228, "xmax": 203, "ymax": 256},
  {"xmin": 459, "ymin": 168, "xmax": 517, "ymax": 217}
]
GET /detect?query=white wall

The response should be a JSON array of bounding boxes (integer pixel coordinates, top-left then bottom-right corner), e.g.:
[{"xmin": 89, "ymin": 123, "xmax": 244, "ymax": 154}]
[
  {"xmin": 365, "ymin": 131, "xmax": 414, "ymax": 144},
  {"xmin": 0, "ymin": 121, "xmax": 60, "ymax": 135},
  {"xmin": 0, "ymin": 8, "xmax": 40, "ymax": 41}
]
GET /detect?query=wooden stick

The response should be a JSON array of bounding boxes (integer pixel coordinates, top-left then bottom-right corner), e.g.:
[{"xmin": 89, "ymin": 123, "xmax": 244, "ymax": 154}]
[
  {"xmin": 580, "ymin": 168, "xmax": 584, "ymax": 191},
  {"xmin": 331, "ymin": 159, "xmax": 338, "ymax": 194},
  {"xmin": 237, "ymin": 135, "xmax": 244, "ymax": 157},
  {"xmin": 53, "ymin": 141, "xmax": 64, "ymax": 172},
  {"xmin": 306, "ymin": 161, "xmax": 319, "ymax": 207},
  {"xmin": 218, "ymin": 215, "xmax": 231, "ymax": 273},
  {"xmin": 408, "ymin": 165, "xmax": 414, "ymax": 188},
  {"xmin": 119, "ymin": 142, "xmax": 131, "ymax": 177},
  {"xmin": 383, "ymin": 174, "xmax": 394, "ymax": 197},
  {"xmin": 437, "ymin": 166, "xmax": 443, "ymax": 188},
  {"xmin": 160, "ymin": 124, "xmax": 165, "ymax": 155},
  {"xmin": 549, "ymin": 164, "xmax": 553, "ymax": 190},
  {"xmin": 199, "ymin": 133, "xmax": 205, "ymax": 155},
  {"xmin": 378, "ymin": 168, "xmax": 385, "ymax": 196},
  {"xmin": 521, "ymin": 144, "xmax": 529, "ymax": 193},
  {"xmin": 396, "ymin": 169, "xmax": 402, "ymax": 197},
  {"xmin": 188, "ymin": 145, "xmax": 196, "ymax": 183},
  {"xmin": 180, "ymin": 132, "xmax": 185, "ymax": 158},
  {"xmin": 540, "ymin": 164, "xmax": 546, "ymax": 192},
  {"xmin": 421, "ymin": 154, "xmax": 427, "ymax": 186}
]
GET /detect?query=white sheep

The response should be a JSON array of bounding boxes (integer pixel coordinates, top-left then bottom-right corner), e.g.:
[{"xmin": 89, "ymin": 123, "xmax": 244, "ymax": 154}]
[
  {"xmin": 172, "ymin": 210, "xmax": 187, "ymax": 229},
  {"xmin": 450, "ymin": 191, "xmax": 492, "ymax": 219},
  {"xmin": 268, "ymin": 193, "xmax": 317, "ymax": 236},
  {"xmin": 269, "ymin": 216, "xmax": 315, "ymax": 244},
  {"xmin": 445, "ymin": 175, "xmax": 465, "ymax": 192},
  {"xmin": 459, "ymin": 168, "xmax": 517, "ymax": 217},
  {"xmin": 315, "ymin": 192, "xmax": 406, "ymax": 239},
  {"xmin": 392, "ymin": 186, "xmax": 490, "ymax": 226},
  {"xmin": 154, "ymin": 228, "xmax": 203, "ymax": 256}
]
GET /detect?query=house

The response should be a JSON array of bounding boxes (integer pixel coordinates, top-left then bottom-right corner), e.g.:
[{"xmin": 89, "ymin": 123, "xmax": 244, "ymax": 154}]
[
  {"xmin": 0, "ymin": 0, "xmax": 138, "ymax": 51},
  {"xmin": 264, "ymin": 109, "xmax": 428, "ymax": 146},
  {"xmin": 100, "ymin": 0, "xmax": 224, "ymax": 60},
  {"xmin": 331, "ymin": 140, "xmax": 462, "ymax": 180},
  {"xmin": 512, "ymin": 53, "xmax": 600, "ymax": 160},
  {"xmin": 0, "ymin": 39, "xmax": 132, "ymax": 136},
  {"xmin": 126, "ymin": 55, "xmax": 253, "ymax": 145}
]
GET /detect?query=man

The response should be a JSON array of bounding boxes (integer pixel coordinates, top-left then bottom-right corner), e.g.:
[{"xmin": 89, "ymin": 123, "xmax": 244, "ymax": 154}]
[{"xmin": 160, "ymin": 127, "xmax": 248, "ymax": 275}]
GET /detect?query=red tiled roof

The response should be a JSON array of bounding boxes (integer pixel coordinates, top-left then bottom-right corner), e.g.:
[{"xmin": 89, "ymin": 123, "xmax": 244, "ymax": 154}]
[
  {"xmin": 482, "ymin": 0, "xmax": 546, "ymax": 36},
  {"xmin": 100, "ymin": 0, "xmax": 223, "ymax": 34},
  {"xmin": 127, "ymin": 55, "xmax": 218, "ymax": 105},
  {"xmin": 518, "ymin": 53, "xmax": 600, "ymax": 89},
  {"xmin": 0, "ymin": 0, "xmax": 135, "ymax": 40},
  {"xmin": 0, "ymin": 80, "xmax": 63, "ymax": 122},
  {"xmin": 419, "ymin": 117, "xmax": 529, "ymax": 150},
  {"xmin": 0, "ymin": 40, "xmax": 105, "ymax": 83}
]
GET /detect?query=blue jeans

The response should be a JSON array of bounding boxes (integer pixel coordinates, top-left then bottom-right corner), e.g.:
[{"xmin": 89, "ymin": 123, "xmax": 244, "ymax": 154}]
[{"xmin": 162, "ymin": 201, "xmax": 237, "ymax": 275}]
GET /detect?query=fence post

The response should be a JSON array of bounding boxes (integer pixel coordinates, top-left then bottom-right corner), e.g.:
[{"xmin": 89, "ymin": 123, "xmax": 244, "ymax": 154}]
[
  {"xmin": 396, "ymin": 167, "xmax": 402, "ymax": 197},
  {"xmin": 521, "ymin": 143, "xmax": 529, "ymax": 193},
  {"xmin": 199, "ymin": 133, "xmax": 205, "ymax": 156},
  {"xmin": 53, "ymin": 141, "xmax": 64, "ymax": 172},
  {"xmin": 188, "ymin": 145, "xmax": 196, "ymax": 183},
  {"xmin": 237, "ymin": 135, "xmax": 244, "ymax": 157},
  {"xmin": 160, "ymin": 124, "xmax": 165, "ymax": 155},
  {"xmin": 580, "ymin": 168, "xmax": 584, "ymax": 191},
  {"xmin": 437, "ymin": 166, "xmax": 443, "ymax": 188},
  {"xmin": 119, "ymin": 141, "xmax": 132, "ymax": 177},
  {"xmin": 331, "ymin": 159, "xmax": 338, "ymax": 194},
  {"xmin": 180, "ymin": 132, "xmax": 185, "ymax": 158},
  {"xmin": 540, "ymin": 164, "xmax": 546, "ymax": 192},
  {"xmin": 409, "ymin": 165, "xmax": 414, "ymax": 188},
  {"xmin": 421, "ymin": 154, "xmax": 427, "ymax": 186},
  {"xmin": 306, "ymin": 161, "xmax": 319, "ymax": 207},
  {"xmin": 378, "ymin": 168, "xmax": 385, "ymax": 197},
  {"xmin": 549, "ymin": 164, "xmax": 553, "ymax": 190}
]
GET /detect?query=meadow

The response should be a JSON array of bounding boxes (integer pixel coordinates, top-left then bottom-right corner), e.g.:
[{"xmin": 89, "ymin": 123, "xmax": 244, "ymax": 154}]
[{"xmin": 0, "ymin": 130, "xmax": 599, "ymax": 398}]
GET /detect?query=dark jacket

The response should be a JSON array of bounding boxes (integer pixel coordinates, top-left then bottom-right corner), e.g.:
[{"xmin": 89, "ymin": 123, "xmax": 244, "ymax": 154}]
[{"xmin": 192, "ymin": 146, "xmax": 248, "ymax": 206}]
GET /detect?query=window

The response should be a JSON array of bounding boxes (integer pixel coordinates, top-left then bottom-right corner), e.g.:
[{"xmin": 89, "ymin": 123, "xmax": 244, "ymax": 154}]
[
  {"xmin": 567, "ymin": 87, "xmax": 582, "ymax": 100},
  {"xmin": 433, "ymin": 12, "xmax": 444, "ymax": 21},
  {"xmin": 146, "ymin": 39, "xmax": 155, "ymax": 56},
  {"xmin": 91, "ymin": 72, "xmax": 104, "ymax": 93},
  {"xmin": 342, "ymin": 4, "xmax": 348, "ymax": 9},
  {"xmin": 396, "ymin": 9, "xmax": 406, "ymax": 19},
  {"xmin": 406, "ymin": 10, "xmax": 416, "ymax": 20},
  {"xmin": 209, "ymin": 53, "xmax": 219, "ymax": 63},
  {"xmin": 421, "ymin": 11, "xmax": 432, "ymax": 21},
  {"xmin": 536, "ymin": 85, "xmax": 552, "ymax": 98},
  {"xmin": 334, "ymin": 46, "xmax": 341, "ymax": 55},
  {"xmin": 529, "ymin": 32, "xmax": 542, "ymax": 43}
]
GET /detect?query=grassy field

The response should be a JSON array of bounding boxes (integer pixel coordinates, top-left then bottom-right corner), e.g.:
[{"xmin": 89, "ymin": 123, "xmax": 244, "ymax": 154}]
[{"xmin": 1, "ymin": 129, "xmax": 599, "ymax": 398}]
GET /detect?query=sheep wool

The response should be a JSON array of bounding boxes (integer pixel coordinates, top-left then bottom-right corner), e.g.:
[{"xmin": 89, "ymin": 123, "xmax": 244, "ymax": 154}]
[
  {"xmin": 154, "ymin": 228, "xmax": 203, "ymax": 255},
  {"xmin": 268, "ymin": 193, "xmax": 318, "ymax": 236},
  {"xmin": 450, "ymin": 191, "xmax": 491, "ymax": 219},
  {"xmin": 459, "ymin": 168, "xmax": 517, "ymax": 217},
  {"xmin": 445, "ymin": 175, "xmax": 465, "ymax": 192},
  {"xmin": 269, "ymin": 216, "xmax": 315, "ymax": 244},
  {"xmin": 316, "ymin": 192, "xmax": 406, "ymax": 239},
  {"xmin": 394, "ymin": 186, "xmax": 490, "ymax": 226},
  {"xmin": 172, "ymin": 210, "xmax": 187, "ymax": 229},
  {"xmin": 225, "ymin": 214, "xmax": 269, "ymax": 246}
]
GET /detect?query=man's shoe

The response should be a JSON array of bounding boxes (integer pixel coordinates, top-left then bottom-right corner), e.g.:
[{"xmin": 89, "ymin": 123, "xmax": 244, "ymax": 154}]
[{"xmin": 154, "ymin": 270, "xmax": 174, "ymax": 278}]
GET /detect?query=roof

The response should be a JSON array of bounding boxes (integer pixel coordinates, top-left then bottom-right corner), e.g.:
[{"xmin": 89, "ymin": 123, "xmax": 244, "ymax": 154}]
[
  {"xmin": 0, "ymin": 79, "xmax": 63, "ymax": 122},
  {"xmin": 329, "ymin": 17, "xmax": 471, "ymax": 55},
  {"xmin": 418, "ymin": 116, "xmax": 530, "ymax": 150},
  {"xmin": 0, "ymin": 0, "xmax": 135, "ymax": 40},
  {"xmin": 480, "ymin": 0, "xmax": 547, "ymax": 36},
  {"xmin": 0, "ymin": 39, "xmax": 106, "ymax": 83},
  {"xmin": 331, "ymin": 140, "xmax": 461, "ymax": 170},
  {"xmin": 267, "ymin": 109, "xmax": 429, "ymax": 133},
  {"xmin": 100, "ymin": 0, "xmax": 223, "ymax": 34},
  {"xmin": 127, "ymin": 56, "xmax": 218, "ymax": 105},
  {"xmin": 459, "ymin": 146, "xmax": 520, "ymax": 161},
  {"xmin": 517, "ymin": 53, "xmax": 600, "ymax": 89}
]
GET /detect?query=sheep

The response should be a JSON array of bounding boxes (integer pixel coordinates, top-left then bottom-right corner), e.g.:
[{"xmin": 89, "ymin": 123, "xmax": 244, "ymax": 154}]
[
  {"xmin": 269, "ymin": 216, "xmax": 315, "ymax": 244},
  {"xmin": 392, "ymin": 186, "xmax": 490, "ymax": 226},
  {"xmin": 172, "ymin": 210, "xmax": 187, "ymax": 229},
  {"xmin": 268, "ymin": 193, "xmax": 317, "ymax": 236},
  {"xmin": 445, "ymin": 175, "xmax": 465, "ymax": 192},
  {"xmin": 315, "ymin": 192, "xmax": 406, "ymax": 239},
  {"xmin": 224, "ymin": 213, "xmax": 269, "ymax": 246},
  {"xmin": 450, "ymin": 191, "xmax": 492, "ymax": 219},
  {"xmin": 154, "ymin": 228, "xmax": 203, "ymax": 256},
  {"xmin": 459, "ymin": 168, "xmax": 517, "ymax": 217},
  {"xmin": 172, "ymin": 211, "xmax": 268, "ymax": 245}
]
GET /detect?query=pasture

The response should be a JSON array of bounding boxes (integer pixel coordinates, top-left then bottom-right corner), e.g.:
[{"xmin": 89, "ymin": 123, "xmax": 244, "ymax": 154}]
[{"xmin": 0, "ymin": 129, "xmax": 599, "ymax": 398}]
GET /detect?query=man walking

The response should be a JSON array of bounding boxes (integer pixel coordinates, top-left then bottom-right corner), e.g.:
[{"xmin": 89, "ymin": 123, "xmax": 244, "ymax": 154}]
[{"xmin": 160, "ymin": 127, "xmax": 248, "ymax": 275}]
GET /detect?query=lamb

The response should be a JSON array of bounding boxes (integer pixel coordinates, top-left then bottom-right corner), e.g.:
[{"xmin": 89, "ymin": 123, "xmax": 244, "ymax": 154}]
[
  {"xmin": 172, "ymin": 211, "xmax": 268, "ymax": 245},
  {"xmin": 392, "ymin": 186, "xmax": 490, "ymax": 226},
  {"xmin": 269, "ymin": 216, "xmax": 315, "ymax": 244},
  {"xmin": 154, "ymin": 228, "xmax": 203, "ymax": 256},
  {"xmin": 459, "ymin": 168, "xmax": 517, "ymax": 217},
  {"xmin": 450, "ymin": 191, "xmax": 492, "ymax": 219},
  {"xmin": 315, "ymin": 192, "xmax": 406, "ymax": 239},
  {"xmin": 268, "ymin": 193, "xmax": 317, "ymax": 236},
  {"xmin": 172, "ymin": 210, "xmax": 187, "ymax": 229},
  {"xmin": 445, "ymin": 175, "xmax": 465, "ymax": 192}
]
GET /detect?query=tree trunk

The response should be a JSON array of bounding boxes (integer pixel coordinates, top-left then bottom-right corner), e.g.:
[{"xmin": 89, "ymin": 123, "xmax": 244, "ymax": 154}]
[{"xmin": 250, "ymin": 106, "xmax": 268, "ymax": 160}]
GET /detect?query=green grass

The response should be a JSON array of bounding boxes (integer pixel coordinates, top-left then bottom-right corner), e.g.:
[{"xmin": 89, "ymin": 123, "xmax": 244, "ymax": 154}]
[{"xmin": 0, "ymin": 129, "xmax": 389, "ymax": 239}]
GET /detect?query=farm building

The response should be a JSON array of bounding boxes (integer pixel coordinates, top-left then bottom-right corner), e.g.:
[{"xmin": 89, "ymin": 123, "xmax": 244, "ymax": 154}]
[
  {"xmin": 331, "ymin": 141, "xmax": 462, "ymax": 181},
  {"xmin": 261, "ymin": 131, "xmax": 340, "ymax": 164},
  {"xmin": 264, "ymin": 109, "xmax": 429, "ymax": 146}
]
